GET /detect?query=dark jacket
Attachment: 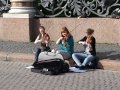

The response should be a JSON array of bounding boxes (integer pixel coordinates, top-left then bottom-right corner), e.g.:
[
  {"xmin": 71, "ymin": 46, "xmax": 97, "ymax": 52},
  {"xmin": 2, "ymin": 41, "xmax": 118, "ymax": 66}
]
[{"xmin": 80, "ymin": 36, "xmax": 96, "ymax": 56}]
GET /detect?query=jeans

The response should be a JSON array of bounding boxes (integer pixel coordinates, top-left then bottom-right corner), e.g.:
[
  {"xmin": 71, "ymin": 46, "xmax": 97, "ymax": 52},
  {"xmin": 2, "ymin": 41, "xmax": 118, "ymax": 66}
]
[
  {"xmin": 72, "ymin": 53, "xmax": 95, "ymax": 66},
  {"xmin": 32, "ymin": 48, "xmax": 41, "ymax": 66}
]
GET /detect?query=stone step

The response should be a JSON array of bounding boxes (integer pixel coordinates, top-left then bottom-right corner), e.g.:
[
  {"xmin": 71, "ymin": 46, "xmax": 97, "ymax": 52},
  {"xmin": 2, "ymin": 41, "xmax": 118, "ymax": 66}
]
[
  {"xmin": 98, "ymin": 59, "xmax": 120, "ymax": 71},
  {"xmin": 0, "ymin": 52, "xmax": 34, "ymax": 63},
  {"xmin": 0, "ymin": 52, "xmax": 120, "ymax": 71}
]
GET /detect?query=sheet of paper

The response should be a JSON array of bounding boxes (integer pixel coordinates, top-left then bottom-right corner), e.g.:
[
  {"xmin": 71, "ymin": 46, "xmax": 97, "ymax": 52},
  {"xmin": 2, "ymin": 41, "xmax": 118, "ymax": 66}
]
[
  {"xmin": 26, "ymin": 66, "xmax": 34, "ymax": 69},
  {"xmin": 69, "ymin": 67, "xmax": 87, "ymax": 73}
]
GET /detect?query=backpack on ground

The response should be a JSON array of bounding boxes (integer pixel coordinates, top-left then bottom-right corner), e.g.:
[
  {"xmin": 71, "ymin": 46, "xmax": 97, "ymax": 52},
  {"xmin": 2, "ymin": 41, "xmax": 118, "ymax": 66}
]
[{"xmin": 32, "ymin": 58, "xmax": 69, "ymax": 75}]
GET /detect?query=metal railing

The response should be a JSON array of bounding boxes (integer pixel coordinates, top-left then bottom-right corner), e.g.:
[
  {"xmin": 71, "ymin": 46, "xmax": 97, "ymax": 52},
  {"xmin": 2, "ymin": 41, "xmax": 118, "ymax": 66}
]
[
  {"xmin": 0, "ymin": 0, "xmax": 120, "ymax": 18},
  {"xmin": 36, "ymin": 0, "xmax": 120, "ymax": 18}
]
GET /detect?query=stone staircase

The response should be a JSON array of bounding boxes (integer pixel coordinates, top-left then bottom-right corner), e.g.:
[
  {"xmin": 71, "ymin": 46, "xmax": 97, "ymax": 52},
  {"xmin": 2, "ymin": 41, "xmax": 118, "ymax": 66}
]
[{"xmin": 0, "ymin": 41, "xmax": 119, "ymax": 71}]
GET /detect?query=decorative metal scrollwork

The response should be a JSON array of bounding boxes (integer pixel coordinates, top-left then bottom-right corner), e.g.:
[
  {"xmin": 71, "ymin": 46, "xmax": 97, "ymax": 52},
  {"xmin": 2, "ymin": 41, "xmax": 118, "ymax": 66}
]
[
  {"xmin": 0, "ymin": 0, "xmax": 10, "ymax": 16},
  {"xmin": 81, "ymin": 0, "xmax": 120, "ymax": 18},
  {"xmin": 0, "ymin": 0, "xmax": 120, "ymax": 18},
  {"xmin": 38, "ymin": 0, "xmax": 120, "ymax": 18}
]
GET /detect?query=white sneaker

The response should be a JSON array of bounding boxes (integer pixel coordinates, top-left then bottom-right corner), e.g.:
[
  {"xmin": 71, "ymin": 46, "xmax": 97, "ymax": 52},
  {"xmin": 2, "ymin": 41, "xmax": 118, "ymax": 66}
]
[
  {"xmin": 26, "ymin": 66, "xmax": 34, "ymax": 69},
  {"xmin": 69, "ymin": 67, "xmax": 87, "ymax": 73}
]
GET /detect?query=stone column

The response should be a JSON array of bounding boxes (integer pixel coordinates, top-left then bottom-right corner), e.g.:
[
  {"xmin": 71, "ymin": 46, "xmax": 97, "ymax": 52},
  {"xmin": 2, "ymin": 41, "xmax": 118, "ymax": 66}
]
[{"xmin": 3, "ymin": 0, "xmax": 36, "ymax": 18}]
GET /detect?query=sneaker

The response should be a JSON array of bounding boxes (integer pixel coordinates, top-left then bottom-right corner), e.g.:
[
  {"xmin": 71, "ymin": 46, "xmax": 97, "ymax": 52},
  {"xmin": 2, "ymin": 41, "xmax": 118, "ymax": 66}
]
[
  {"xmin": 79, "ymin": 66, "xmax": 86, "ymax": 70},
  {"xmin": 74, "ymin": 66, "xmax": 80, "ymax": 68},
  {"xmin": 79, "ymin": 66, "xmax": 87, "ymax": 72}
]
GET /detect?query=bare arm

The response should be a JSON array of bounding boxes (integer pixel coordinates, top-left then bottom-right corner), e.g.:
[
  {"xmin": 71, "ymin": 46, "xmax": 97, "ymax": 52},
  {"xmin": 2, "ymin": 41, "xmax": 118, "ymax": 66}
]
[
  {"xmin": 56, "ymin": 37, "xmax": 63, "ymax": 45},
  {"xmin": 34, "ymin": 35, "xmax": 42, "ymax": 44}
]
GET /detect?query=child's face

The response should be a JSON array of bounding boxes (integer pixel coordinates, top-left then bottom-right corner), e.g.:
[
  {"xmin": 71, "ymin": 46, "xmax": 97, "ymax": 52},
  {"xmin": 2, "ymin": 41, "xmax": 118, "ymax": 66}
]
[
  {"xmin": 62, "ymin": 32, "xmax": 67, "ymax": 37},
  {"xmin": 39, "ymin": 28, "xmax": 45, "ymax": 34}
]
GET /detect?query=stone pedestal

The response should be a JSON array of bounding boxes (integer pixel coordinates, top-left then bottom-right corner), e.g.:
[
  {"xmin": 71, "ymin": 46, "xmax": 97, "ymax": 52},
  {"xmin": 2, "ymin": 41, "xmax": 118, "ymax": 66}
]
[
  {"xmin": 2, "ymin": 0, "xmax": 37, "ymax": 42},
  {"xmin": 3, "ymin": 0, "xmax": 36, "ymax": 18},
  {"xmin": 0, "ymin": 18, "xmax": 38, "ymax": 42}
]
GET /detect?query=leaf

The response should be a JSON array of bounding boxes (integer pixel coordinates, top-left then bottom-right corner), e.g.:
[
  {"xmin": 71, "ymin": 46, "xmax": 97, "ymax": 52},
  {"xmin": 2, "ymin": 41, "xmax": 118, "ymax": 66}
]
[
  {"xmin": 41, "ymin": 0, "xmax": 53, "ymax": 7},
  {"xmin": 70, "ymin": 0, "xmax": 83, "ymax": 15}
]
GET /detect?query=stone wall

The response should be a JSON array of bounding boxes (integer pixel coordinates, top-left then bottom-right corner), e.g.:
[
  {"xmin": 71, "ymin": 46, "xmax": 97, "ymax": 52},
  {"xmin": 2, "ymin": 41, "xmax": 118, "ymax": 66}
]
[
  {"xmin": 0, "ymin": 18, "xmax": 3, "ymax": 39},
  {"xmin": 39, "ymin": 18, "xmax": 120, "ymax": 44},
  {"xmin": 0, "ymin": 18, "xmax": 120, "ymax": 44},
  {"xmin": 0, "ymin": 18, "xmax": 31, "ymax": 42}
]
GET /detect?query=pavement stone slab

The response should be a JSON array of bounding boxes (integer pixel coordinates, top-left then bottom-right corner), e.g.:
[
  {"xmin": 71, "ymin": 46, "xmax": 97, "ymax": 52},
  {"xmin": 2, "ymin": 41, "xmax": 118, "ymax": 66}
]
[{"xmin": 0, "ymin": 61, "xmax": 120, "ymax": 90}]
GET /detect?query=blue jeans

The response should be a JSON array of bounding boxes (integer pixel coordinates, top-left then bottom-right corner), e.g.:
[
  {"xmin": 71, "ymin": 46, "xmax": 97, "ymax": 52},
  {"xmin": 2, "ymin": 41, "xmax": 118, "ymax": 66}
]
[{"xmin": 72, "ymin": 53, "xmax": 95, "ymax": 66}]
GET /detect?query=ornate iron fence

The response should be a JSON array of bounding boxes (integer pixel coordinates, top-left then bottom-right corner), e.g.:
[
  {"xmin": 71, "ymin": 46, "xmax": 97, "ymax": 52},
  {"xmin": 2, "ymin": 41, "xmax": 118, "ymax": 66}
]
[
  {"xmin": 0, "ymin": 0, "xmax": 10, "ymax": 16},
  {"xmin": 36, "ymin": 0, "xmax": 120, "ymax": 18},
  {"xmin": 0, "ymin": 0, "xmax": 120, "ymax": 18}
]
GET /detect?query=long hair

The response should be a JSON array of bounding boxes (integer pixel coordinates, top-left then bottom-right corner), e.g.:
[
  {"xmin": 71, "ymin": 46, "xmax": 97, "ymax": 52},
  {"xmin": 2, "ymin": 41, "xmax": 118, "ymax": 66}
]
[
  {"xmin": 61, "ymin": 27, "xmax": 71, "ymax": 41},
  {"xmin": 87, "ymin": 36, "xmax": 94, "ymax": 44}
]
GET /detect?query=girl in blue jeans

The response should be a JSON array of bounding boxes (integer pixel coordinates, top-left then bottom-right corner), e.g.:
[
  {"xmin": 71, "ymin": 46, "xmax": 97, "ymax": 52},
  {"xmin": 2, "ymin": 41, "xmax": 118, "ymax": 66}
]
[{"xmin": 72, "ymin": 28, "xmax": 96, "ymax": 70}]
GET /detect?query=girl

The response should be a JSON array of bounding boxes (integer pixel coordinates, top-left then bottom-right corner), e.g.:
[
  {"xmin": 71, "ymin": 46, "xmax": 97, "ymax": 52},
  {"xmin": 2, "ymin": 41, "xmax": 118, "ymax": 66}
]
[
  {"xmin": 56, "ymin": 27, "xmax": 74, "ymax": 60},
  {"xmin": 72, "ymin": 28, "xmax": 96, "ymax": 70},
  {"xmin": 34, "ymin": 26, "xmax": 51, "ymax": 64}
]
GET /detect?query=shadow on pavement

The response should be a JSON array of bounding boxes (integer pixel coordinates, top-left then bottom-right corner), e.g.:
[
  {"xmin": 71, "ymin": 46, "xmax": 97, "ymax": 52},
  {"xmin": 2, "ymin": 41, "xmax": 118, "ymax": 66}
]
[
  {"xmin": 97, "ymin": 51, "xmax": 120, "ymax": 70},
  {"xmin": 31, "ymin": 68, "xmax": 66, "ymax": 76},
  {"xmin": 97, "ymin": 51, "xmax": 120, "ymax": 60}
]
